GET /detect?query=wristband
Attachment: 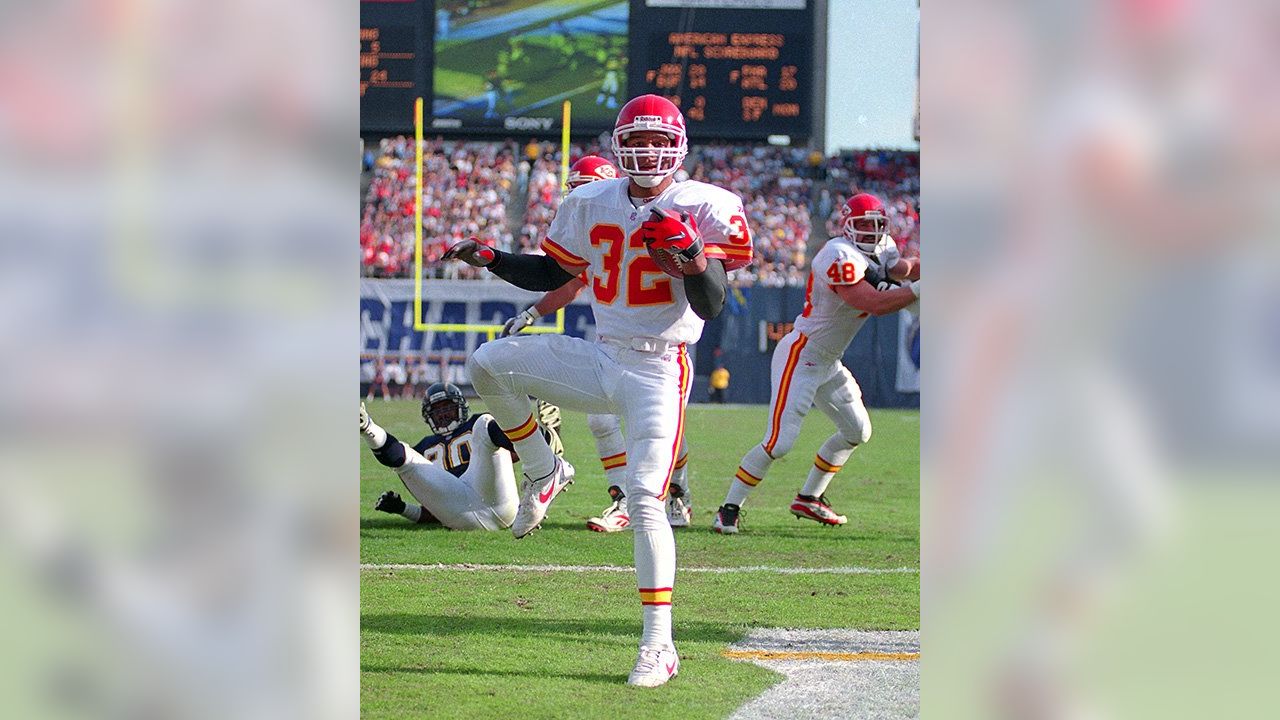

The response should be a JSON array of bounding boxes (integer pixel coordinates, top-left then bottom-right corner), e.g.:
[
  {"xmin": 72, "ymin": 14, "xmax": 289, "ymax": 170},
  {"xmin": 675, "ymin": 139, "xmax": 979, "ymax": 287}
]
[{"xmin": 672, "ymin": 236, "xmax": 705, "ymax": 264}]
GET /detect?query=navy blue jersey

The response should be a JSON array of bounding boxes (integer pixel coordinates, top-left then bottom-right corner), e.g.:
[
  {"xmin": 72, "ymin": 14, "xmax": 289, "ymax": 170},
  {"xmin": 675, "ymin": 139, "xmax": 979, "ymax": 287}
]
[{"xmin": 412, "ymin": 413, "xmax": 513, "ymax": 477}]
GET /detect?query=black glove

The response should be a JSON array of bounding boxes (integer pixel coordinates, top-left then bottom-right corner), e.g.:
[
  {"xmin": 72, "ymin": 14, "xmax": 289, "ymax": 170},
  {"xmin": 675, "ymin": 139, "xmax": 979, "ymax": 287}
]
[{"xmin": 374, "ymin": 490, "xmax": 406, "ymax": 514}]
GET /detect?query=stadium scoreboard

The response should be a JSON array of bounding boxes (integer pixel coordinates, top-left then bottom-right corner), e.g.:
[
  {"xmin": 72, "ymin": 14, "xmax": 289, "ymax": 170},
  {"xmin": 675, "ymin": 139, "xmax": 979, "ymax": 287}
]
[
  {"xmin": 361, "ymin": 0, "xmax": 432, "ymax": 133},
  {"xmin": 628, "ymin": 1, "xmax": 813, "ymax": 141},
  {"xmin": 361, "ymin": 0, "xmax": 814, "ymax": 141}
]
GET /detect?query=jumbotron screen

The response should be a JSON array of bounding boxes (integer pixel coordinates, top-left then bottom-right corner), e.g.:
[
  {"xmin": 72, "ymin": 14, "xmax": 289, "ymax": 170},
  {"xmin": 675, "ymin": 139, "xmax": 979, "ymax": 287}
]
[{"xmin": 361, "ymin": 0, "xmax": 814, "ymax": 141}]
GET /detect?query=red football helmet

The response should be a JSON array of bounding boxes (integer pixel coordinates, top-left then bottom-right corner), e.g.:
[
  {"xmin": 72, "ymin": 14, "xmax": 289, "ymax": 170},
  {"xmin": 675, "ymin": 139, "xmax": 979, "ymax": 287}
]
[
  {"xmin": 611, "ymin": 94, "xmax": 688, "ymax": 188},
  {"xmin": 566, "ymin": 155, "xmax": 617, "ymax": 189},
  {"xmin": 839, "ymin": 193, "xmax": 889, "ymax": 254}
]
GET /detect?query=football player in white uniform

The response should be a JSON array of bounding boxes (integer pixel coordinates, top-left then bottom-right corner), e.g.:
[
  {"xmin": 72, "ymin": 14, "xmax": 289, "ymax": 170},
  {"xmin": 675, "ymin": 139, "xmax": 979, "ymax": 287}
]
[
  {"xmin": 502, "ymin": 155, "xmax": 692, "ymax": 533},
  {"xmin": 359, "ymin": 383, "xmax": 561, "ymax": 531},
  {"xmin": 713, "ymin": 193, "xmax": 920, "ymax": 534},
  {"xmin": 444, "ymin": 94, "xmax": 752, "ymax": 687}
]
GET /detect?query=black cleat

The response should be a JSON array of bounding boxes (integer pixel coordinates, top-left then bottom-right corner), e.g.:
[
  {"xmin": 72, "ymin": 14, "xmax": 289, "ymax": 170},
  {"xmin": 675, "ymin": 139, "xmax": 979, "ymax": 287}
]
[{"xmin": 712, "ymin": 503, "xmax": 741, "ymax": 535}]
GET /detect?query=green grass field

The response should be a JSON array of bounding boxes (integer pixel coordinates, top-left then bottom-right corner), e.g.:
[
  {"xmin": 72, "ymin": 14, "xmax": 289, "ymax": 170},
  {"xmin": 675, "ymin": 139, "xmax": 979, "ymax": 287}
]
[{"xmin": 361, "ymin": 399, "xmax": 918, "ymax": 719}]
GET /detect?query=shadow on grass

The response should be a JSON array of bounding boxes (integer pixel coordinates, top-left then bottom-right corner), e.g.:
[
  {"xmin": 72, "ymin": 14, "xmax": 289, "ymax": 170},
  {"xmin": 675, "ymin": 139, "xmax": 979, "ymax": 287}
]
[
  {"xmin": 359, "ymin": 517, "xmax": 614, "ymax": 533},
  {"xmin": 681, "ymin": 527, "xmax": 910, "ymax": 543},
  {"xmin": 361, "ymin": 663, "xmax": 624, "ymax": 685},
  {"xmin": 360, "ymin": 517, "xmax": 445, "ymax": 531},
  {"xmin": 362, "ymin": 613, "xmax": 743, "ymax": 645}
]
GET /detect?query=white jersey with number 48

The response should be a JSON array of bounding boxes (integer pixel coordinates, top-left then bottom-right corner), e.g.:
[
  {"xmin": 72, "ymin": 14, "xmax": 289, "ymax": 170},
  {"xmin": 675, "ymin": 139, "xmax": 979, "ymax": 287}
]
[
  {"xmin": 541, "ymin": 178, "xmax": 753, "ymax": 345},
  {"xmin": 793, "ymin": 235, "xmax": 898, "ymax": 359}
]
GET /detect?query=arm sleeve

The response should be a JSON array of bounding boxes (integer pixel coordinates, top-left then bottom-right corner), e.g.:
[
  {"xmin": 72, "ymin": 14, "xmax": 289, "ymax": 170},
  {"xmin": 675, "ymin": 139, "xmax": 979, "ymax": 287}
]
[
  {"xmin": 683, "ymin": 258, "xmax": 727, "ymax": 319},
  {"xmin": 487, "ymin": 251, "xmax": 578, "ymax": 291},
  {"xmin": 532, "ymin": 275, "xmax": 587, "ymax": 315}
]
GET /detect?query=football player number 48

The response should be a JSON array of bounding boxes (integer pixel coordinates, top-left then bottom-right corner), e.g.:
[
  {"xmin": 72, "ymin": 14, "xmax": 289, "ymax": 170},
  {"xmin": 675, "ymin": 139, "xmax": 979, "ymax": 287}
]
[{"xmin": 826, "ymin": 261, "xmax": 860, "ymax": 284}]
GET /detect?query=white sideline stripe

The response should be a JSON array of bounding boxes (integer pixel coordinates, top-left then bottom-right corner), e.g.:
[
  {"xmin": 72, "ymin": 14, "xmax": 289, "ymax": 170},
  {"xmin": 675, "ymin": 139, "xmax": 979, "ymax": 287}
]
[{"xmin": 360, "ymin": 563, "xmax": 918, "ymax": 575}]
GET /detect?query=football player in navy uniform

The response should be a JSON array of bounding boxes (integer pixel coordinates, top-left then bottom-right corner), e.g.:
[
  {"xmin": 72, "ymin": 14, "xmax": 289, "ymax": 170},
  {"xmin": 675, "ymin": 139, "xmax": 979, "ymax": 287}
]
[{"xmin": 360, "ymin": 383, "xmax": 563, "ymax": 530}]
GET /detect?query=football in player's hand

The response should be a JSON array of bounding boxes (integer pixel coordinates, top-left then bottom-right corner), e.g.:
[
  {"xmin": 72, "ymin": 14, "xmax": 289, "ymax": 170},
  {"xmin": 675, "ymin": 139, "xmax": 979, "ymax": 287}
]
[
  {"xmin": 647, "ymin": 245, "xmax": 706, "ymax": 278},
  {"xmin": 641, "ymin": 209, "xmax": 707, "ymax": 278}
]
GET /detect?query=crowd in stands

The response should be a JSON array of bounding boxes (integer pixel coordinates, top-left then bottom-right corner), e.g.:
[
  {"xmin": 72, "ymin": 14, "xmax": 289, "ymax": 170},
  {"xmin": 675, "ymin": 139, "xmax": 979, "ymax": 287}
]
[
  {"xmin": 361, "ymin": 136, "xmax": 919, "ymax": 286},
  {"xmin": 684, "ymin": 144, "xmax": 816, "ymax": 287},
  {"xmin": 516, "ymin": 137, "xmax": 613, "ymax": 254},
  {"xmin": 361, "ymin": 137, "xmax": 518, "ymax": 278}
]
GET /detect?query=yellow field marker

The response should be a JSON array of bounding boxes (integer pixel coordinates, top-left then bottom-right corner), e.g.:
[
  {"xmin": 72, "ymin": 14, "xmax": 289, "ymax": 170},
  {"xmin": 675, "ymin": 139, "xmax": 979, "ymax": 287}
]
[{"xmin": 412, "ymin": 97, "xmax": 567, "ymax": 335}]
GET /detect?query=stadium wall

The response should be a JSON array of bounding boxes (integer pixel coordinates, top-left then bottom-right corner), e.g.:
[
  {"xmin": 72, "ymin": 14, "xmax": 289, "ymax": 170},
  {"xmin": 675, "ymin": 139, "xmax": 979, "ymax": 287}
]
[{"xmin": 361, "ymin": 279, "xmax": 918, "ymax": 408}]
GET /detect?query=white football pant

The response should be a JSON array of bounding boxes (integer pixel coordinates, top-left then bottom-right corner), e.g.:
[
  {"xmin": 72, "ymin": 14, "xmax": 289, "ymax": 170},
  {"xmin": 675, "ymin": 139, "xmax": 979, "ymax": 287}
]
[
  {"xmin": 393, "ymin": 444, "xmax": 518, "ymax": 531},
  {"xmin": 727, "ymin": 329, "xmax": 872, "ymax": 506},
  {"xmin": 468, "ymin": 334, "xmax": 690, "ymax": 648}
]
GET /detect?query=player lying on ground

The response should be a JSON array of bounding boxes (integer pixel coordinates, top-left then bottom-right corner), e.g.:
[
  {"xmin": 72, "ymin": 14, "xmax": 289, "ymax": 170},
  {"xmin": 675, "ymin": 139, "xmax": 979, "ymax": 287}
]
[
  {"xmin": 360, "ymin": 382, "xmax": 562, "ymax": 530},
  {"xmin": 443, "ymin": 94, "xmax": 752, "ymax": 687},
  {"xmin": 713, "ymin": 193, "xmax": 920, "ymax": 534},
  {"xmin": 501, "ymin": 153, "xmax": 693, "ymax": 531}
]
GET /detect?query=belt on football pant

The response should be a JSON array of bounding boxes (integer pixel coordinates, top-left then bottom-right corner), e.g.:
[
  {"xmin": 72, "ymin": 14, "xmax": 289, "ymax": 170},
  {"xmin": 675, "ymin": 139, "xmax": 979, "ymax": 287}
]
[{"xmin": 598, "ymin": 335, "xmax": 683, "ymax": 355}]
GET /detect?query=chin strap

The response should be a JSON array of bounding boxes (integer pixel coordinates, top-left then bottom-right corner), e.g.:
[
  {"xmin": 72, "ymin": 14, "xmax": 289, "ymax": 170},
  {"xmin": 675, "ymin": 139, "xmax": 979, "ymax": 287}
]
[{"xmin": 631, "ymin": 175, "xmax": 665, "ymax": 188}]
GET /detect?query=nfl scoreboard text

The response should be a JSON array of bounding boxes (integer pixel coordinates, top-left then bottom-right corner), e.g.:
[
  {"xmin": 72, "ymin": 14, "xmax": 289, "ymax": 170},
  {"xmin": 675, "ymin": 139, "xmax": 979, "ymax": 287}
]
[
  {"xmin": 628, "ymin": 0, "xmax": 812, "ymax": 140},
  {"xmin": 361, "ymin": 0, "xmax": 433, "ymax": 133}
]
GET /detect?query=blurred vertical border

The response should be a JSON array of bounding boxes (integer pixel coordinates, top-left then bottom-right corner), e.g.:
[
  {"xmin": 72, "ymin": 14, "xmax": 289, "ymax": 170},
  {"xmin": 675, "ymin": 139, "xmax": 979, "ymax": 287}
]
[
  {"xmin": 922, "ymin": 0, "xmax": 1280, "ymax": 717},
  {"xmin": 0, "ymin": 2, "xmax": 357, "ymax": 718}
]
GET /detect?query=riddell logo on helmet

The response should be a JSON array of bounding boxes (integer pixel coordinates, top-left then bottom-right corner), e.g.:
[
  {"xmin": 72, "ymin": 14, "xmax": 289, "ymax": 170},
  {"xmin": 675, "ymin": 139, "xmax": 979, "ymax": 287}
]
[{"xmin": 633, "ymin": 115, "xmax": 663, "ymax": 126}]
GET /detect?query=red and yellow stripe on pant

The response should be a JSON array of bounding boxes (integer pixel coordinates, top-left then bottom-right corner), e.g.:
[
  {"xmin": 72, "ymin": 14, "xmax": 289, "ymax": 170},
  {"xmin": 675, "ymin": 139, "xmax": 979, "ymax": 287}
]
[
  {"xmin": 639, "ymin": 586, "xmax": 673, "ymax": 606},
  {"xmin": 734, "ymin": 466, "xmax": 762, "ymax": 487},
  {"xmin": 502, "ymin": 414, "xmax": 539, "ymax": 442},
  {"xmin": 658, "ymin": 345, "xmax": 692, "ymax": 500},
  {"xmin": 814, "ymin": 454, "xmax": 843, "ymax": 474},
  {"xmin": 764, "ymin": 333, "xmax": 809, "ymax": 455},
  {"xmin": 674, "ymin": 452, "xmax": 688, "ymax": 471},
  {"xmin": 599, "ymin": 451, "xmax": 626, "ymax": 471}
]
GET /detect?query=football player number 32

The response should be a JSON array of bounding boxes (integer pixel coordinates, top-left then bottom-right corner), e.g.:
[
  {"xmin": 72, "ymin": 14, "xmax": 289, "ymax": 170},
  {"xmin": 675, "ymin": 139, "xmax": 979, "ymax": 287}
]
[
  {"xmin": 587, "ymin": 217, "xmax": 749, "ymax": 306},
  {"xmin": 588, "ymin": 224, "xmax": 673, "ymax": 306}
]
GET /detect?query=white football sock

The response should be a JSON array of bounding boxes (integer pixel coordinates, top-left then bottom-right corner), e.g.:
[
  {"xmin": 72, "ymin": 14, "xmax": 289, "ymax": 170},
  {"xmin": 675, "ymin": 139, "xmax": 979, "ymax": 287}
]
[
  {"xmin": 512, "ymin": 429, "xmax": 557, "ymax": 481},
  {"xmin": 799, "ymin": 434, "xmax": 858, "ymax": 498},
  {"xmin": 632, "ymin": 495, "xmax": 675, "ymax": 648},
  {"xmin": 604, "ymin": 464, "xmax": 628, "ymax": 490},
  {"xmin": 589, "ymin": 413, "xmax": 628, "ymax": 489},
  {"xmin": 724, "ymin": 444, "xmax": 773, "ymax": 506}
]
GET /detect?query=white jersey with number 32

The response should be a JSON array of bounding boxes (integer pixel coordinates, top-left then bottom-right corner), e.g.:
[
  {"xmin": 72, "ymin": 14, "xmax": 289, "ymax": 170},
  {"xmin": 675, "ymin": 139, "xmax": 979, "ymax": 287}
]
[
  {"xmin": 793, "ymin": 236, "xmax": 879, "ymax": 359},
  {"xmin": 541, "ymin": 178, "xmax": 752, "ymax": 344}
]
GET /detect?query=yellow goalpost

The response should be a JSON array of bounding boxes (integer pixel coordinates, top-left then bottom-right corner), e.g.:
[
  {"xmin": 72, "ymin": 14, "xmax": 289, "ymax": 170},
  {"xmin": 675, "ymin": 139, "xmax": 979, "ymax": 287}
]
[{"xmin": 412, "ymin": 97, "xmax": 572, "ymax": 340}]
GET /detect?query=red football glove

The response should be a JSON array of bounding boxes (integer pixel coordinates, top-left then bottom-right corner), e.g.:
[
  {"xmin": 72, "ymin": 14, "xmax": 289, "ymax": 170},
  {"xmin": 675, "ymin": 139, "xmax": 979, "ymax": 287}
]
[{"xmin": 640, "ymin": 209, "xmax": 704, "ymax": 263}]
